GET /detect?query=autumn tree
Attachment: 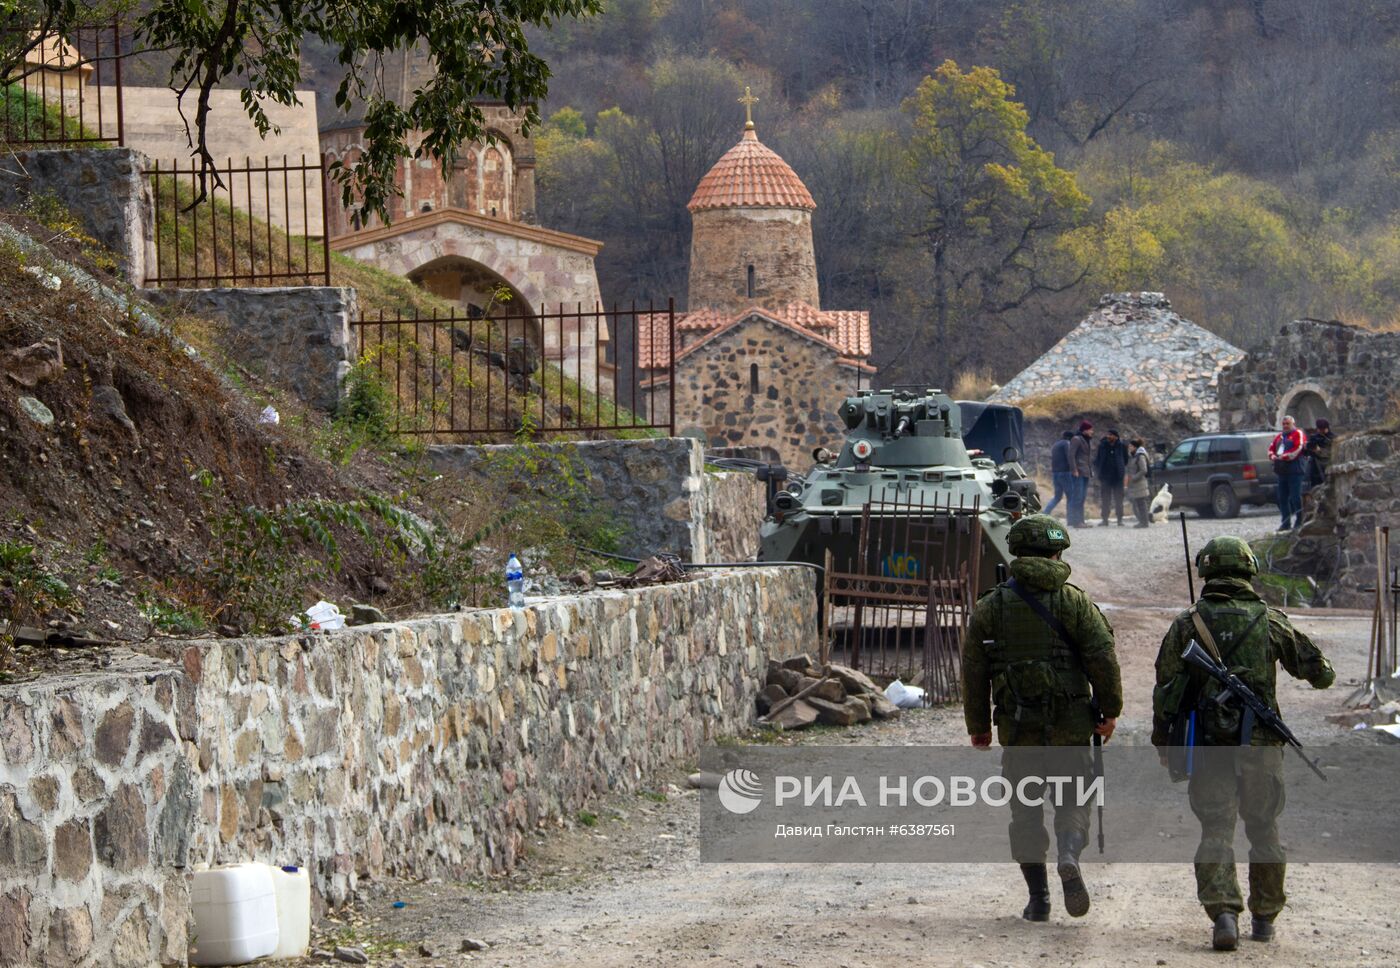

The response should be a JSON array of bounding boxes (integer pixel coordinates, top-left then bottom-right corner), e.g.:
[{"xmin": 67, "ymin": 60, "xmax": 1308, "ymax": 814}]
[
  {"xmin": 896, "ymin": 60, "xmax": 1089, "ymax": 381},
  {"xmin": 2, "ymin": 0, "xmax": 602, "ymax": 217}
]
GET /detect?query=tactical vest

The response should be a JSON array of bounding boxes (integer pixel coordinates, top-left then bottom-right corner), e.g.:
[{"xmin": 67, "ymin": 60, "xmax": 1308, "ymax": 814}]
[
  {"xmin": 1179, "ymin": 598, "xmax": 1272, "ymax": 745},
  {"xmin": 986, "ymin": 584, "xmax": 1092, "ymax": 741}
]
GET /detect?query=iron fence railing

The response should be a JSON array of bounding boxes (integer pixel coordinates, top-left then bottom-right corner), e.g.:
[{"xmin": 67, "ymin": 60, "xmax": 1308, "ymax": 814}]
[
  {"xmin": 1, "ymin": 21, "xmax": 124, "ymax": 147},
  {"xmin": 349, "ymin": 302, "xmax": 676, "ymax": 439},
  {"xmin": 144, "ymin": 154, "xmax": 330, "ymax": 288}
]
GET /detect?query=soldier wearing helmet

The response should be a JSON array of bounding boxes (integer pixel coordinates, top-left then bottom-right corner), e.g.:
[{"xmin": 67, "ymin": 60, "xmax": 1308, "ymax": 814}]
[
  {"xmin": 1152, "ymin": 534, "xmax": 1334, "ymax": 952},
  {"xmin": 962, "ymin": 514, "xmax": 1122, "ymax": 924}
]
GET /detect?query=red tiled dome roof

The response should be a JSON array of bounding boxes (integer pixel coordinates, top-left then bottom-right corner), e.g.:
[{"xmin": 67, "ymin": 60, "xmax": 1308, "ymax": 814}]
[{"xmin": 687, "ymin": 129, "xmax": 816, "ymax": 213}]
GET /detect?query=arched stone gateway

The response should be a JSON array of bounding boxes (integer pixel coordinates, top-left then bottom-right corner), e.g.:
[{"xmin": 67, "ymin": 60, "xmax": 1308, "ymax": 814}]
[
  {"xmin": 1279, "ymin": 382, "xmax": 1332, "ymax": 430},
  {"xmin": 332, "ymin": 208, "xmax": 607, "ymax": 389}
]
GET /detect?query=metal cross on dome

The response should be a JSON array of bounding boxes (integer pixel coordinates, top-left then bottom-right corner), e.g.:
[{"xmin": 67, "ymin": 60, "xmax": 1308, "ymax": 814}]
[{"xmin": 739, "ymin": 86, "xmax": 758, "ymax": 129}]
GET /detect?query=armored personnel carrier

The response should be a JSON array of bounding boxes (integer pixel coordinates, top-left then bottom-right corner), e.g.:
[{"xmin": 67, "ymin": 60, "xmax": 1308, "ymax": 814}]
[{"xmin": 756, "ymin": 388, "xmax": 1039, "ymax": 594}]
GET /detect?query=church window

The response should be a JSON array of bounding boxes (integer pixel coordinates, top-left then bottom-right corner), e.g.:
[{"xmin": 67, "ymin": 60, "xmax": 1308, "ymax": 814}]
[
  {"xmin": 750, "ymin": 363, "xmax": 760, "ymax": 394},
  {"xmin": 746, "ymin": 264, "xmax": 755, "ymax": 298}
]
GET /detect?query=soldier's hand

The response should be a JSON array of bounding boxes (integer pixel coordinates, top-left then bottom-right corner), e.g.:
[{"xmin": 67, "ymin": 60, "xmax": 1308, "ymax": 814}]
[
  {"xmin": 970, "ymin": 732, "xmax": 992, "ymax": 749},
  {"xmin": 1093, "ymin": 717, "xmax": 1117, "ymax": 742},
  {"xmin": 1158, "ymin": 751, "xmax": 1170, "ymax": 769}
]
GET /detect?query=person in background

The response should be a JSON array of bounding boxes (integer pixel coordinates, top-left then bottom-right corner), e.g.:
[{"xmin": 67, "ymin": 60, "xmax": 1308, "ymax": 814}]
[
  {"xmin": 1125, "ymin": 436, "xmax": 1152, "ymax": 528},
  {"xmin": 1044, "ymin": 431, "xmax": 1074, "ymax": 517},
  {"xmin": 1269, "ymin": 415, "xmax": 1306, "ymax": 531},
  {"xmin": 1300, "ymin": 417, "xmax": 1336, "ymax": 520},
  {"xmin": 1306, "ymin": 418, "xmax": 1335, "ymax": 486},
  {"xmin": 1068, "ymin": 421, "xmax": 1094, "ymax": 527},
  {"xmin": 1094, "ymin": 428, "xmax": 1130, "ymax": 526}
]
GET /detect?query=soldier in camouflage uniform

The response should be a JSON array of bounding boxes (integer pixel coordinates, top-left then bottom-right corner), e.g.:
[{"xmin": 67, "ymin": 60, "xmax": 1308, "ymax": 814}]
[
  {"xmin": 962, "ymin": 514, "xmax": 1122, "ymax": 922},
  {"xmin": 1152, "ymin": 535, "xmax": 1335, "ymax": 951}
]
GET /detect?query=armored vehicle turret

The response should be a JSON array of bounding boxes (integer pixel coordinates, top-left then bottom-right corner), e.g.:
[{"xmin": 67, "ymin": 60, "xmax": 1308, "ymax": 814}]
[{"xmin": 757, "ymin": 388, "xmax": 1040, "ymax": 593}]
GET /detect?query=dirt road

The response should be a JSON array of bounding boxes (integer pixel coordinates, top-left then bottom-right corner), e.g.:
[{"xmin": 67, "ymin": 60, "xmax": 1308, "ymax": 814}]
[{"xmin": 311, "ymin": 514, "xmax": 1396, "ymax": 968}]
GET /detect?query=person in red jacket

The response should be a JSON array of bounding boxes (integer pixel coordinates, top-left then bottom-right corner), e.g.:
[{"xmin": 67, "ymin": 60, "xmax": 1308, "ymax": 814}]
[{"xmin": 1270, "ymin": 415, "xmax": 1306, "ymax": 531}]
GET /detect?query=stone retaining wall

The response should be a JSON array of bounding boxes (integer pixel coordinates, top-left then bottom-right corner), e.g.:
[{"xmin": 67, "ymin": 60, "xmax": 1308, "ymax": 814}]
[
  {"xmin": 0, "ymin": 148, "xmax": 152, "ymax": 283},
  {"xmin": 430, "ymin": 437, "xmax": 765, "ymax": 563},
  {"xmin": 140, "ymin": 287, "xmax": 357, "ymax": 414},
  {"xmin": 701, "ymin": 471, "xmax": 765, "ymax": 562},
  {"xmin": 0, "ymin": 568, "xmax": 813, "ymax": 967}
]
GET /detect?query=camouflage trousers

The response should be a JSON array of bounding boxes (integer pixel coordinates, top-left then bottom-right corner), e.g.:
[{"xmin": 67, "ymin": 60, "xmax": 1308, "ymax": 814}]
[
  {"xmin": 1188, "ymin": 745, "xmax": 1287, "ymax": 919},
  {"xmin": 1002, "ymin": 745, "xmax": 1094, "ymax": 863}
]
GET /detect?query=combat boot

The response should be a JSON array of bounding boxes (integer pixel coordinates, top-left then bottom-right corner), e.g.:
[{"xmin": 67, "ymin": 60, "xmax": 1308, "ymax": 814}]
[
  {"xmin": 1055, "ymin": 831, "xmax": 1090, "ymax": 918},
  {"xmin": 1020, "ymin": 863, "xmax": 1051, "ymax": 922},
  {"xmin": 1212, "ymin": 912, "xmax": 1239, "ymax": 951},
  {"xmin": 1250, "ymin": 915, "xmax": 1275, "ymax": 942}
]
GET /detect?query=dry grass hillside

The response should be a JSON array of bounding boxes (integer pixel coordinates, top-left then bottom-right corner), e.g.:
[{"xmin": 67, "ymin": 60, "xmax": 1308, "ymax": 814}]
[{"xmin": 0, "ymin": 196, "xmax": 625, "ymax": 684}]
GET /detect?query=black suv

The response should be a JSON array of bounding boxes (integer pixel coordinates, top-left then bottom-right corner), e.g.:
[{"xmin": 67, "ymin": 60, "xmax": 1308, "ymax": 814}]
[{"xmin": 1151, "ymin": 432, "xmax": 1280, "ymax": 518}]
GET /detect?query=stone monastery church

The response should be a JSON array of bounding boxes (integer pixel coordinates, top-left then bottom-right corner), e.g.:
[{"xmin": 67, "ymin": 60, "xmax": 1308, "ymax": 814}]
[
  {"xmin": 640, "ymin": 99, "xmax": 874, "ymax": 468},
  {"xmin": 320, "ymin": 47, "xmax": 609, "ymax": 389}
]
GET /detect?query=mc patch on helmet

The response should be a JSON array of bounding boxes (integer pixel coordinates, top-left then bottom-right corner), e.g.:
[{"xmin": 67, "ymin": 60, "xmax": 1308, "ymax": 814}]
[{"xmin": 1007, "ymin": 514, "xmax": 1072, "ymax": 556}]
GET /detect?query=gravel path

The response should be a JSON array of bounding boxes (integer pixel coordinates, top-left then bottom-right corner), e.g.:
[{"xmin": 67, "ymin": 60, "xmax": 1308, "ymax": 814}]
[{"xmin": 302, "ymin": 513, "xmax": 1391, "ymax": 968}]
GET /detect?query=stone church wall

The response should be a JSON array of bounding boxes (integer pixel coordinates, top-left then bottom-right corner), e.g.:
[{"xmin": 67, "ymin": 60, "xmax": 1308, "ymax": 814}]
[
  {"xmin": 0, "ymin": 569, "xmax": 813, "ymax": 966},
  {"xmin": 688, "ymin": 208, "xmax": 819, "ymax": 313},
  {"xmin": 1218, "ymin": 319, "xmax": 1400, "ymax": 433},
  {"xmin": 669, "ymin": 315, "xmax": 858, "ymax": 469}
]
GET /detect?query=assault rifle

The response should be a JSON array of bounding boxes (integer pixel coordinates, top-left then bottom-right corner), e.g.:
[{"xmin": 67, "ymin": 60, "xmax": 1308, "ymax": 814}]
[{"xmin": 1180, "ymin": 639, "xmax": 1328, "ymax": 781}]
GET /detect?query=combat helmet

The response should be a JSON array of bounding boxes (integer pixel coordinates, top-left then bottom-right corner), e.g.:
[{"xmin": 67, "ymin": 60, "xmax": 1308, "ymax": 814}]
[
  {"xmin": 1195, "ymin": 535, "xmax": 1259, "ymax": 579},
  {"xmin": 1007, "ymin": 514, "xmax": 1071, "ymax": 557}
]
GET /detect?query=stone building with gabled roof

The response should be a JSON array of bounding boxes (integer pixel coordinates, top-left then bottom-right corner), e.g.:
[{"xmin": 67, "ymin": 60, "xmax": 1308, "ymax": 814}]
[
  {"xmin": 989, "ymin": 292, "xmax": 1244, "ymax": 431},
  {"xmin": 639, "ymin": 105, "xmax": 874, "ymax": 467}
]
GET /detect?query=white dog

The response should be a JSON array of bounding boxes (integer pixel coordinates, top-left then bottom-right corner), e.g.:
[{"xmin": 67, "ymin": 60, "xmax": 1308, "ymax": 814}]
[{"xmin": 1149, "ymin": 483, "xmax": 1173, "ymax": 523}]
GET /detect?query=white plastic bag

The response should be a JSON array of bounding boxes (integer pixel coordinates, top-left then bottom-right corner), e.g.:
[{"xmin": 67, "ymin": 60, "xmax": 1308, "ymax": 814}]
[
  {"xmin": 884, "ymin": 679, "xmax": 925, "ymax": 709},
  {"xmin": 258, "ymin": 405, "xmax": 280, "ymax": 425},
  {"xmin": 304, "ymin": 600, "xmax": 345, "ymax": 631}
]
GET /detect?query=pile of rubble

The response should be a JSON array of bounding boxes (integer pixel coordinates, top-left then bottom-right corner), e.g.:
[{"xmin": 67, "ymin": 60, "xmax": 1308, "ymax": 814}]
[{"xmin": 757, "ymin": 654, "xmax": 901, "ymax": 729}]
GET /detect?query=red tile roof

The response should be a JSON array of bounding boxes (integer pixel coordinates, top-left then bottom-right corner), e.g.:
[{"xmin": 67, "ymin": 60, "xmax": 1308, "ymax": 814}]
[
  {"xmin": 637, "ymin": 302, "xmax": 872, "ymax": 371},
  {"xmin": 687, "ymin": 129, "xmax": 816, "ymax": 213}
]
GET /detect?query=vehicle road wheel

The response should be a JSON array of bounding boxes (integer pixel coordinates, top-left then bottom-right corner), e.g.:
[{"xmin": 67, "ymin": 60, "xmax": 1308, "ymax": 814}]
[{"xmin": 1211, "ymin": 483, "xmax": 1241, "ymax": 519}]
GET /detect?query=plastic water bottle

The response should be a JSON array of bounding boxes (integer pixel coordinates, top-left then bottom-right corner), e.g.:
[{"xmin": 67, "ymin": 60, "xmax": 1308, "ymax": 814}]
[{"xmin": 506, "ymin": 553, "xmax": 525, "ymax": 609}]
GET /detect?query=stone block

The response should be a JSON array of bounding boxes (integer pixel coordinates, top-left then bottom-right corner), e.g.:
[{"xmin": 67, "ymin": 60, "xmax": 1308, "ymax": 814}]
[
  {"xmin": 0, "ymin": 888, "xmax": 32, "ymax": 968},
  {"xmin": 46, "ymin": 905, "xmax": 94, "ymax": 965},
  {"xmin": 28, "ymin": 774, "xmax": 59, "ymax": 811},
  {"xmin": 0, "ymin": 790, "xmax": 46, "ymax": 868},
  {"xmin": 806, "ymin": 695, "xmax": 870, "ymax": 726},
  {"xmin": 95, "ymin": 705, "xmax": 135, "ymax": 767},
  {"xmin": 0, "ymin": 703, "xmax": 33, "ymax": 764},
  {"xmin": 94, "ymin": 784, "xmax": 149, "ymax": 871},
  {"xmin": 768, "ymin": 698, "xmax": 818, "ymax": 730},
  {"xmin": 53, "ymin": 820, "xmax": 93, "ymax": 882}
]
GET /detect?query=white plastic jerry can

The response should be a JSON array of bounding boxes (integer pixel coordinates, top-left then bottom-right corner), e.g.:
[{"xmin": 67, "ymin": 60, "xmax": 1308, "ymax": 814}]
[
  {"xmin": 269, "ymin": 865, "xmax": 311, "ymax": 959},
  {"xmin": 189, "ymin": 863, "xmax": 279, "ymax": 966}
]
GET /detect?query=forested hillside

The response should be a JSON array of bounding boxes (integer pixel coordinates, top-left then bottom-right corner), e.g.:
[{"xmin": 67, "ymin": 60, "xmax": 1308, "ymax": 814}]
[{"xmin": 526, "ymin": 0, "xmax": 1400, "ymax": 385}]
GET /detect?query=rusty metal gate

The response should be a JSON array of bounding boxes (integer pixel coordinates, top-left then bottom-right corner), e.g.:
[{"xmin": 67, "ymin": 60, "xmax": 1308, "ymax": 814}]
[{"xmin": 820, "ymin": 494, "xmax": 982, "ymax": 704}]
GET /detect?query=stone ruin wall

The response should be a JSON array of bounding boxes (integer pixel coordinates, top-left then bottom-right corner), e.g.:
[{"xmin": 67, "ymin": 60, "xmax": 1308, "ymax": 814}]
[
  {"xmin": 1276, "ymin": 431, "xmax": 1400, "ymax": 608},
  {"xmin": 0, "ymin": 568, "xmax": 813, "ymax": 967},
  {"xmin": 1218, "ymin": 319, "xmax": 1400, "ymax": 433}
]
